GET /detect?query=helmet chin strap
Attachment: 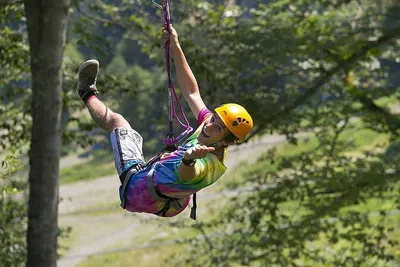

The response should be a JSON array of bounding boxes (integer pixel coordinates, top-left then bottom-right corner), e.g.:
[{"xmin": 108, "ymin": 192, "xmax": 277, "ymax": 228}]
[
  {"xmin": 208, "ymin": 132, "xmax": 230, "ymax": 148},
  {"xmin": 209, "ymin": 141, "xmax": 225, "ymax": 148}
]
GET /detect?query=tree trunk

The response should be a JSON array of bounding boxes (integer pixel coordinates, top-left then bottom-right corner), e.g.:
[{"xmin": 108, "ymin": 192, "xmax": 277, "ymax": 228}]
[{"xmin": 24, "ymin": 1, "xmax": 69, "ymax": 266}]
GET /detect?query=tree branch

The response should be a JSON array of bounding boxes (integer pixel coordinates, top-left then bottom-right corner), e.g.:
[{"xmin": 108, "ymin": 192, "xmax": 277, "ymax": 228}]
[
  {"xmin": 249, "ymin": 25, "xmax": 400, "ymax": 139},
  {"xmin": 357, "ymin": 94, "xmax": 400, "ymax": 134},
  {"xmin": 284, "ymin": 25, "xmax": 400, "ymax": 117}
]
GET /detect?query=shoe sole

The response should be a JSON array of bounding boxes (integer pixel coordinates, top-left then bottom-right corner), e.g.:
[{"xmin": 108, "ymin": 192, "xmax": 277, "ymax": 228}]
[
  {"xmin": 76, "ymin": 59, "xmax": 99, "ymax": 97},
  {"xmin": 78, "ymin": 59, "xmax": 99, "ymax": 75}
]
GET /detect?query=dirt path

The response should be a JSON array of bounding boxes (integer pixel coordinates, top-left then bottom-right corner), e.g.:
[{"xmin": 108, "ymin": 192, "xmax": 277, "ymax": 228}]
[{"xmin": 57, "ymin": 134, "xmax": 286, "ymax": 267}]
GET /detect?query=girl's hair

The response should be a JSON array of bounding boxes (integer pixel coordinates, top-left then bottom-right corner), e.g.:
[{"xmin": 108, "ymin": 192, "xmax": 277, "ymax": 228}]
[{"xmin": 223, "ymin": 131, "xmax": 238, "ymax": 144}]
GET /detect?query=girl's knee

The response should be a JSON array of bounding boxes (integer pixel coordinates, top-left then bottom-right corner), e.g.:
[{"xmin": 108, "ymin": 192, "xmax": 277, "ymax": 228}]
[{"xmin": 108, "ymin": 113, "xmax": 131, "ymax": 132}]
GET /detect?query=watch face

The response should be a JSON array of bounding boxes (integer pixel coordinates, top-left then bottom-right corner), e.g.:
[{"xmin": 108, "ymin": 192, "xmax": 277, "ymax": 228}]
[{"xmin": 182, "ymin": 158, "xmax": 196, "ymax": 166}]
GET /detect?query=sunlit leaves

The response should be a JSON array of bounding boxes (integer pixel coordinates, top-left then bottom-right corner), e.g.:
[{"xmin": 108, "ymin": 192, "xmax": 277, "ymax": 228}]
[{"xmin": 0, "ymin": 152, "xmax": 27, "ymax": 267}]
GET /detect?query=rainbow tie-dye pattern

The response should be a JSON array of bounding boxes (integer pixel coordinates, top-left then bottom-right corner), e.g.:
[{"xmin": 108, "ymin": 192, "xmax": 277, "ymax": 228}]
[{"xmin": 120, "ymin": 109, "xmax": 227, "ymax": 217}]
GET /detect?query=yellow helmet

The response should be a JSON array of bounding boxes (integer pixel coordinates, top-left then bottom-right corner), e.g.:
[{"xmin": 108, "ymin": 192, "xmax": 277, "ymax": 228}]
[{"xmin": 215, "ymin": 103, "xmax": 253, "ymax": 141}]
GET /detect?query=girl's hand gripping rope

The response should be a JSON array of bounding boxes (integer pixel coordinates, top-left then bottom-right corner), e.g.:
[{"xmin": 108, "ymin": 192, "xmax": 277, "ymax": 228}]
[{"xmin": 162, "ymin": 25, "xmax": 179, "ymax": 50}]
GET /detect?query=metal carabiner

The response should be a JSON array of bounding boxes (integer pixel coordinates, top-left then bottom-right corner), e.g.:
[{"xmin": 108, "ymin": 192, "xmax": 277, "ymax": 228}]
[{"xmin": 151, "ymin": 0, "xmax": 163, "ymax": 9}]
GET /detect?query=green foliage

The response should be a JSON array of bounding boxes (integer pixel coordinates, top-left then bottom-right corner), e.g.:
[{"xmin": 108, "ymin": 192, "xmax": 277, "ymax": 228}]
[
  {"xmin": 97, "ymin": 60, "xmax": 178, "ymax": 156},
  {"xmin": 0, "ymin": 4, "xmax": 30, "ymax": 265},
  {"xmin": 0, "ymin": 154, "xmax": 27, "ymax": 267},
  {"xmin": 64, "ymin": 43, "xmax": 84, "ymax": 62},
  {"xmin": 0, "ymin": 103, "xmax": 32, "ymax": 150},
  {"xmin": 0, "ymin": 3, "xmax": 31, "ymax": 151},
  {"xmin": 0, "ymin": 2, "xmax": 99, "ymax": 153},
  {"xmin": 115, "ymin": 65, "xmax": 172, "ymax": 156}
]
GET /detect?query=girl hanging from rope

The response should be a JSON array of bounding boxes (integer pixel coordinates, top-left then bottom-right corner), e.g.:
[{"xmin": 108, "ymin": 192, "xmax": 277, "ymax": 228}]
[{"xmin": 76, "ymin": 25, "xmax": 254, "ymax": 219}]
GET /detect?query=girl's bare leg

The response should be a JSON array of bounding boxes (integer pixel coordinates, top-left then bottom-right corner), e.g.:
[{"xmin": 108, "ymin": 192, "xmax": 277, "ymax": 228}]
[{"xmin": 76, "ymin": 59, "xmax": 130, "ymax": 132}]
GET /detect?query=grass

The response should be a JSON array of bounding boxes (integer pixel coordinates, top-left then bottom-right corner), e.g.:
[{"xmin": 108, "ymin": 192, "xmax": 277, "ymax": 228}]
[
  {"xmin": 77, "ymin": 243, "xmax": 186, "ymax": 267},
  {"xmin": 60, "ymin": 150, "xmax": 116, "ymax": 184},
  {"xmin": 58, "ymin": 223, "xmax": 79, "ymax": 258},
  {"xmin": 339, "ymin": 126, "xmax": 389, "ymax": 150},
  {"xmin": 59, "ymin": 200, "xmax": 121, "ymax": 217},
  {"xmin": 60, "ymin": 161, "xmax": 115, "ymax": 184}
]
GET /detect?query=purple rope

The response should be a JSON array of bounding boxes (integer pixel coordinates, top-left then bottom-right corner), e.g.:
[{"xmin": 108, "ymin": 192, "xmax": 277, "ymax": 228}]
[{"xmin": 162, "ymin": 0, "xmax": 193, "ymax": 146}]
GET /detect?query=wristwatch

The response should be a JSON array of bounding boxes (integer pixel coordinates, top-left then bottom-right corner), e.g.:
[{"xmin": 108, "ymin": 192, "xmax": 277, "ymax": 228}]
[{"xmin": 181, "ymin": 157, "xmax": 196, "ymax": 166}]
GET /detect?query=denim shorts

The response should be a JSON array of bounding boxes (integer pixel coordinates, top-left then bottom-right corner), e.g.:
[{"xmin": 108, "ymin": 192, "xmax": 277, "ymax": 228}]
[{"xmin": 110, "ymin": 127, "xmax": 146, "ymax": 177}]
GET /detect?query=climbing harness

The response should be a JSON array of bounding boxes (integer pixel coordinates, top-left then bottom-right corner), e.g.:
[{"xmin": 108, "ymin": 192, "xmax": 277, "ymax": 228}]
[
  {"xmin": 146, "ymin": 164, "xmax": 183, "ymax": 216},
  {"xmin": 120, "ymin": 0, "xmax": 197, "ymax": 220}
]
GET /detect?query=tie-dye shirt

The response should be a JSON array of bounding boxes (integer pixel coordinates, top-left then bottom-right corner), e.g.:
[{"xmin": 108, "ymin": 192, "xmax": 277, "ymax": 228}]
[{"xmin": 121, "ymin": 108, "xmax": 227, "ymax": 217}]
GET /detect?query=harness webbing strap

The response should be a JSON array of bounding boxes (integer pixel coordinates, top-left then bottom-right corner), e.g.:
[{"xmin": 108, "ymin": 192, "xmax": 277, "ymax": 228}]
[
  {"xmin": 190, "ymin": 193, "xmax": 197, "ymax": 220},
  {"xmin": 120, "ymin": 164, "xmax": 145, "ymax": 209},
  {"xmin": 154, "ymin": 199, "xmax": 173, "ymax": 217},
  {"xmin": 146, "ymin": 163, "xmax": 183, "ymax": 211},
  {"xmin": 146, "ymin": 148, "xmax": 198, "ymax": 220}
]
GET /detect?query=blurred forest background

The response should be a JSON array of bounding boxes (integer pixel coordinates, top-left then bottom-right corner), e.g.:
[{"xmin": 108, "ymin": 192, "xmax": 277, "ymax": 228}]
[{"xmin": 1, "ymin": 0, "xmax": 400, "ymax": 266}]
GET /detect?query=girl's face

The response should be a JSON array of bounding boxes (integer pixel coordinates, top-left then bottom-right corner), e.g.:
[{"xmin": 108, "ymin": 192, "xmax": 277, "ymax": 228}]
[{"xmin": 197, "ymin": 114, "xmax": 229, "ymax": 145}]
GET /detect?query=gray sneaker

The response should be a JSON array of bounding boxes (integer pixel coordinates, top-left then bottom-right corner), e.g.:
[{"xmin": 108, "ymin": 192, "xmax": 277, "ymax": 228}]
[{"xmin": 76, "ymin": 59, "xmax": 99, "ymax": 101}]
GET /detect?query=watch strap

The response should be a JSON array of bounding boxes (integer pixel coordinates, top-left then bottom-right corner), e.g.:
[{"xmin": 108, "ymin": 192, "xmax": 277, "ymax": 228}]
[{"xmin": 181, "ymin": 158, "xmax": 196, "ymax": 166}]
